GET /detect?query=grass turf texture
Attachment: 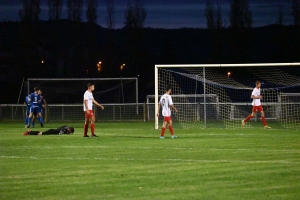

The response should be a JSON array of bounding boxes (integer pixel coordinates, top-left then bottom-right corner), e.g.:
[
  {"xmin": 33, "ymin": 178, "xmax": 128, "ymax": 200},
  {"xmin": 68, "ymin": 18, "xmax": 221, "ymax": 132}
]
[{"xmin": 0, "ymin": 121, "xmax": 300, "ymax": 200}]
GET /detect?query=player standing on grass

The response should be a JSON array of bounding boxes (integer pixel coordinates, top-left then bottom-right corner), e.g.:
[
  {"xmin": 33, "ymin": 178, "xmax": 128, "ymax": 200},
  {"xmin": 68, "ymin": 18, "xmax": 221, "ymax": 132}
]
[
  {"xmin": 242, "ymin": 80, "xmax": 271, "ymax": 129},
  {"xmin": 26, "ymin": 87, "xmax": 44, "ymax": 128},
  {"xmin": 157, "ymin": 86, "xmax": 178, "ymax": 139},
  {"xmin": 24, "ymin": 94, "xmax": 31, "ymax": 128},
  {"xmin": 83, "ymin": 83, "xmax": 104, "ymax": 137},
  {"xmin": 32, "ymin": 89, "xmax": 47, "ymax": 128}
]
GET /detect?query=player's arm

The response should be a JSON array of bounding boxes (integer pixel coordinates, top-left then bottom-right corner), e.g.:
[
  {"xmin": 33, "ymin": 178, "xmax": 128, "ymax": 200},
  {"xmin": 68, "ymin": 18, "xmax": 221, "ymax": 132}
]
[
  {"xmin": 42, "ymin": 99, "xmax": 47, "ymax": 108},
  {"xmin": 84, "ymin": 99, "xmax": 90, "ymax": 114},
  {"xmin": 157, "ymin": 103, "xmax": 161, "ymax": 117},
  {"xmin": 251, "ymin": 95, "xmax": 262, "ymax": 99},
  {"xmin": 251, "ymin": 92, "xmax": 262, "ymax": 99},
  {"xmin": 92, "ymin": 99, "xmax": 104, "ymax": 110},
  {"xmin": 169, "ymin": 96, "xmax": 178, "ymax": 112},
  {"xmin": 170, "ymin": 104, "xmax": 178, "ymax": 112}
]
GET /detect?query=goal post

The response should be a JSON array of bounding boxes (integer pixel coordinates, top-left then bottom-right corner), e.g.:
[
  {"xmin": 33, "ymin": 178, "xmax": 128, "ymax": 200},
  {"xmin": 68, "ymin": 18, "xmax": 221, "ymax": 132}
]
[
  {"xmin": 27, "ymin": 77, "xmax": 139, "ymax": 115},
  {"xmin": 155, "ymin": 63, "xmax": 300, "ymax": 129}
]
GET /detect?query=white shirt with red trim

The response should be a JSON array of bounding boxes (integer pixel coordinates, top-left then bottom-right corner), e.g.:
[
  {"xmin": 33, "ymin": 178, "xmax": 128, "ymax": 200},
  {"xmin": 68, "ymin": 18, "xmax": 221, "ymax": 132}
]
[
  {"xmin": 83, "ymin": 90, "xmax": 94, "ymax": 111},
  {"xmin": 159, "ymin": 94, "xmax": 173, "ymax": 117},
  {"xmin": 251, "ymin": 87, "xmax": 261, "ymax": 106}
]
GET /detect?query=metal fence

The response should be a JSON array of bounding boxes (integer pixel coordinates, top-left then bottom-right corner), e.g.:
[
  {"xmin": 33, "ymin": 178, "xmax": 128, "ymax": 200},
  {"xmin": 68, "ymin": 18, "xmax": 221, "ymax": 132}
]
[
  {"xmin": 0, "ymin": 104, "xmax": 147, "ymax": 122},
  {"xmin": 2, "ymin": 102, "xmax": 299, "ymax": 123}
]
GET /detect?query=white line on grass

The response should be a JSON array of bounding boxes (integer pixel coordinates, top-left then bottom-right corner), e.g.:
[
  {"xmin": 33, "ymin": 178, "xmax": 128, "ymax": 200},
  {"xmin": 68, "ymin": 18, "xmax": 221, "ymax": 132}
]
[
  {"xmin": 1, "ymin": 155, "xmax": 299, "ymax": 164},
  {"xmin": 1, "ymin": 146, "xmax": 299, "ymax": 153}
]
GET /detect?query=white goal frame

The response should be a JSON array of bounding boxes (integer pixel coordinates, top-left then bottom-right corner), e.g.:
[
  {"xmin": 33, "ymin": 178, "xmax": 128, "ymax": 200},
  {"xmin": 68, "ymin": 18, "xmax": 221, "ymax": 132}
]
[
  {"xmin": 154, "ymin": 62, "xmax": 300, "ymax": 129},
  {"xmin": 27, "ymin": 78, "xmax": 139, "ymax": 114}
]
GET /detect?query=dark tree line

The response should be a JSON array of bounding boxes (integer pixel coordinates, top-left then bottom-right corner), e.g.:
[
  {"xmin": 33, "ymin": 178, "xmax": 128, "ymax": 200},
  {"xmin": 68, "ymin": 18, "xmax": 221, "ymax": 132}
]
[
  {"xmin": 19, "ymin": 0, "xmax": 41, "ymax": 22},
  {"xmin": 18, "ymin": 0, "xmax": 147, "ymax": 29},
  {"xmin": 204, "ymin": 0, "xmax": 222, "ymax": 29},
  {"xmin": 293, "ymin": 0, "xmax": 300, "ymax": 25},
  {"xmin": 205, "ymin": 0, "xmax": 300, "ymax": 29},
  {"xmin": 48, "ymin": 0, "xmax": 63, "ymax": 20}
]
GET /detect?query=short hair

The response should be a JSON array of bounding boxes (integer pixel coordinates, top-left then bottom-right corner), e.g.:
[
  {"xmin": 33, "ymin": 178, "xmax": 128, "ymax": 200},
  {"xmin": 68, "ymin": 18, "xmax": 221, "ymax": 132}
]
[
  {"xmin": 34, "ymin": 87, "xmax": 40, "ymax": 91},
  {"xmin": 87, "ymin": 83, "xmax": 94, "ymax": 88},
  {"xmin": 165, "ymin": 85, "xmax": 172, "ymax": 92},
  {"xmin": 69, "ymin": 127, "xmax": 74, "ymax": 133},
  {"xmin": 255, "ymin": 80, "xmax": 261, "ymax": 85}
]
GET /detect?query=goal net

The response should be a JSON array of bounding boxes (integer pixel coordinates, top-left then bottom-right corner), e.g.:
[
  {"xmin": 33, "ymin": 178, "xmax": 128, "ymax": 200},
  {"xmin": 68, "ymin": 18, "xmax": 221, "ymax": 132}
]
[
  {"xmin": 27, "ymin": 78, "xmax": 138, "ymax": 104},
  {"xmin": 155, "ymin": 63, "xmax": 300, "ymax": 129},
  {"xmin": 26, "ymin": 78, "xmax": 139, "ymax": 121}
]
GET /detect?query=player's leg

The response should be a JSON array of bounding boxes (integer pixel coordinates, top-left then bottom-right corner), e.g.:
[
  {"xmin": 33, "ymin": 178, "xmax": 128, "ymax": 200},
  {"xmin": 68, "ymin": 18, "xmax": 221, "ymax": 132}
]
[
  {"xmin": 37, "ymin": 112, "xmax": 44, "ymax": 128},
  {"xmin": 160, "ymin": 120, "xmax": 168, "ymax": 139},
  {"xmin": 40, "ymin": 129, "xmax": 58, "ymax": 135},
  {"xmin": 25, "ymin": 109, "xmax": 29, "ymax": 128},
  {"xmin": 260, "ymin": 108, "xmax": 271, "ymax": 128},
  {"xmin": 26, "ymin": 108, "xmax": 34, "ymax": 128},
  {"xmin": 90, "ymin": 115, "xmax": 97, "ymax": 137},
  {"xmin": 32, "ymin": 114, "xmax": 36, "ymax": 127},
  {"xmin": 242, "ymin": 107, "xmax": 257, "ymax": 126},
  {"xmin": 23, "ymin": 129, "xmax": 39, "ymax": 136},
  {"xmin": 83, "ymin": 115, "xmax": 89, "ymax": 137},
  {"xmin": 35, "ymin": 106, "xmax": 44, "ymax": 128},
  {"xmin": 168, "ymin": 119, "xmax": 177, "ymax": 138}
]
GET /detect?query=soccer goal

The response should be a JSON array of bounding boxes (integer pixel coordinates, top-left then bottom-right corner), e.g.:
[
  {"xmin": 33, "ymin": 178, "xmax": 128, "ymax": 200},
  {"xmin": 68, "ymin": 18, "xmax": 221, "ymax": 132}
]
[
  {"xmin": 155, "ymin": 63, "xmax": 300, "ymax": 129},
  {"xmin": 26, "ymin": 78, "xmax": 139, "ymax": 121}
]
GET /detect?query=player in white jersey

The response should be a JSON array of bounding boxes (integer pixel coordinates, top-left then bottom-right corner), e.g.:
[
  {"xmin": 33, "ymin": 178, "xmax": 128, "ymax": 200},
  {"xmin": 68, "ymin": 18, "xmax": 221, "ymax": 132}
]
[
  {"xmin": 242, "ymin": 80, "xmax": 271, "ymax": 129},
  {"xmin": 157, "ymin": 86, "xmax": 178, "ymax": 139},
  {"xmin": 83, "ymin": 83, "xmax": 104, "ymax": 137}
]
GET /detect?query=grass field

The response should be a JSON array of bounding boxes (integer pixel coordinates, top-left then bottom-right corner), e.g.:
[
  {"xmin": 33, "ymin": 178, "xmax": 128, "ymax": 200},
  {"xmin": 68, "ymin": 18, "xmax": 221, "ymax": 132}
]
[{"xmin": 0, "ymin": 121, "xmax": 300, "ymax": 200}]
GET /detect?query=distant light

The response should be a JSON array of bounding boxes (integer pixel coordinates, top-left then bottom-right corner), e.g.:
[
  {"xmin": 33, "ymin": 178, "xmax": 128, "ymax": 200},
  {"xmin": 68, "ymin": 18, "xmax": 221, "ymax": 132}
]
[
  {"xmin": 120, "ymin": 64, "xmax": 125, "ymax": 70},
  {"xmin": 227, "ymin": 72, "xmax": 231, "ymax": 78},
  {"xmin": 138, "ymin": 75, "xmax": 140, "ymax": 77},
  {"xmin": 97, "ymin": 61, "xmax": 102, "ymax": 72},
  {"xmin": 41, "ymin": 60, "xmax": 44, "ymax": 64}
]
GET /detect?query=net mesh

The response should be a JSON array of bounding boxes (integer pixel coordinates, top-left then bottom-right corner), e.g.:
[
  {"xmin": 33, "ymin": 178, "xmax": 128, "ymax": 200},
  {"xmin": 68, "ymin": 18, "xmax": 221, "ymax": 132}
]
[
  {"xmin": 157, "ymin": 65, "xmax": 300, "ymax": 129},
  {"xmin": 27, "ymin": 79, "xmax": 137, "ymax": 104}
]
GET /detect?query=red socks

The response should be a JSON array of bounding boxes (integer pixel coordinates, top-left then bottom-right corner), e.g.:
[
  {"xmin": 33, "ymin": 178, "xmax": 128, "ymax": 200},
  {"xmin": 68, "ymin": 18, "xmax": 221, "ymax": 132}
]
[
  {"xmin": 169, "ymin": 126, "xmax": 174, "ymax": 135},
  {"xmin": 262, "ymin": 116, "xmax": 267, "ymax": 126},
  {"xmin": 161, "ymin": 126, "xmax": 174, "ymax": 136},
  {"xmin": 84, "ymin": 123, "xmax": 96, "ymax": 136},
  {"xmin": 244, "ymin": 115, "xmax": 267, "ymax": 126},
  {"xmin": 91, "ymin": 124, "xmax": 95, "ymax": 135},
  {"xmin": 244, "ymin": 115, "xmax": 252, "ymax": 122},
  {"xmin": 161, "ymin": 128, "xmax": 166, "ymax": 137},
  {"xmin": 84, "ymin": 124, "xmax": 88, "ymax": 136}
]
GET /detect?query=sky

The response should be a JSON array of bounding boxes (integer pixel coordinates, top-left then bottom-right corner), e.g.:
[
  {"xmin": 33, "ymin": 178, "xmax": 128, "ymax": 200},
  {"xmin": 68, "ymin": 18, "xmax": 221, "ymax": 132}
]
[{"xmin": 0, "ymin": 0, "xmax": 295, "ymax": 29}]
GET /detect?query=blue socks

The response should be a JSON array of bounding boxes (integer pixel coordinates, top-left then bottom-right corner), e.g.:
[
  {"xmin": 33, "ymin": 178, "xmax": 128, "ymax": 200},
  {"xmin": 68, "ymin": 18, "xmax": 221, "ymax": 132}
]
[{"xmin": 38, "ymin": 117, "xmax": 44, "ymax": 124}]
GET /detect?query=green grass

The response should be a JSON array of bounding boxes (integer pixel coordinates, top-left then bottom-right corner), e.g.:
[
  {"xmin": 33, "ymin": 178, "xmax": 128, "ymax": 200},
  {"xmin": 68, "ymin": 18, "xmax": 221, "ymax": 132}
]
[{"xmin": 0, "ymin": 121, "xmax": 300, "ymax": 200}]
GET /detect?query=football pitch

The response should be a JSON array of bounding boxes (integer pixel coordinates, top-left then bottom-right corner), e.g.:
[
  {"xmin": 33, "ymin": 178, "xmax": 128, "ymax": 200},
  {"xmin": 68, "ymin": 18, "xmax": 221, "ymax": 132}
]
[{"xmin": 0, "ymin": 121, "xmax": 300, "ymax": 200}]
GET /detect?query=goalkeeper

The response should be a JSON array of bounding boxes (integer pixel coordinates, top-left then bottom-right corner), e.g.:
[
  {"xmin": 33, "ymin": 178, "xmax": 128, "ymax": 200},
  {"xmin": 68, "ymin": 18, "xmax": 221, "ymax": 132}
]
[{"xmin": 22, "ymin": 126, "xmax": 74, "ymax": 136}]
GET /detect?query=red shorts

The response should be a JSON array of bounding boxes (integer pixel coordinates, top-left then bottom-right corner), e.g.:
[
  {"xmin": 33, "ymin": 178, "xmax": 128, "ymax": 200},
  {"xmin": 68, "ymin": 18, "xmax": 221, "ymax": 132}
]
[
  {"xmin": 85, "ymin": 110, "xmax": 94, "ymax": 119},
  {"xmin": 252, "ymin": 105, "xmax": 263, "ymax": 112},
  {"xmin": 163, "ymin": 116, "xmax": 172, "ymax": 122}
]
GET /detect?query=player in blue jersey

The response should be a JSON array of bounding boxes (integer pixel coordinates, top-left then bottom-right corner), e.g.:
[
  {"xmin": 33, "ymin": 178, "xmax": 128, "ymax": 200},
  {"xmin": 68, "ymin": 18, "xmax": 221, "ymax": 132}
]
[
  {"xmin": 32, "ymin": 89, "xmax": 47, "ymax": 128},
  {"xmin": 26, "ymin": 87, "xmax": 44, "ymax": 128},
  {"xmin": 24, "ymin": 94, "xmax": 31, "ymax": 128}
]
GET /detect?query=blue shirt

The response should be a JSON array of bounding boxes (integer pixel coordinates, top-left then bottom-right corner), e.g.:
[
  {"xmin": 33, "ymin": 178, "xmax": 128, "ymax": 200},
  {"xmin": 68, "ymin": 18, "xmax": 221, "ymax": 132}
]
[
  {"xmin": 30, "ymin": 92, "xmax": 41, "ymax": 107},
  {"xmin": 39, "ymin": 96, "xmax": 46, "ymax": 109},
  {"xmin": 25, "ymin": 95, "xmax": 31, "ymax": 108},
  {"xmin": 25, "ymin": 95, "xmax": 30, "ymax": 105}
]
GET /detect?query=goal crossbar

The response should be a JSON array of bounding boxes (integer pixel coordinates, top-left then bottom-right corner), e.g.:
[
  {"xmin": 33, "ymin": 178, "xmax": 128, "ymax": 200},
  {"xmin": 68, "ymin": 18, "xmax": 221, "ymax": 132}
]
[{"xmin": 155, "ymin": 62, "xmax": 300, "ymax": 68}]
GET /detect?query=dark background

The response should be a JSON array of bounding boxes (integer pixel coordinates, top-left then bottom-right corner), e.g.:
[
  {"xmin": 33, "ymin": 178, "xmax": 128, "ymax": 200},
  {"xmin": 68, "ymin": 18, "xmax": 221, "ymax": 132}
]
[{"xmin": 1, "ymin": 0, "xmax": 300, "ymax": 103}]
